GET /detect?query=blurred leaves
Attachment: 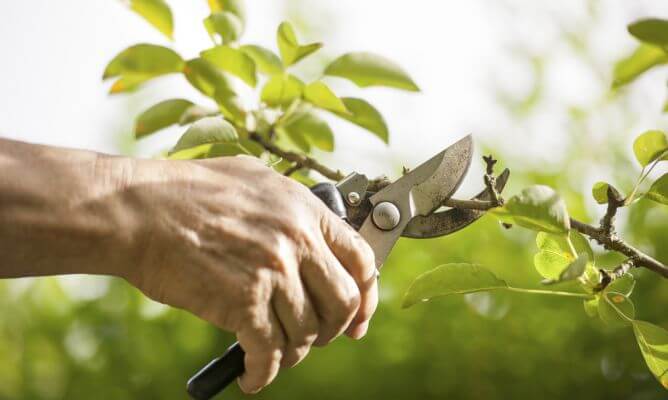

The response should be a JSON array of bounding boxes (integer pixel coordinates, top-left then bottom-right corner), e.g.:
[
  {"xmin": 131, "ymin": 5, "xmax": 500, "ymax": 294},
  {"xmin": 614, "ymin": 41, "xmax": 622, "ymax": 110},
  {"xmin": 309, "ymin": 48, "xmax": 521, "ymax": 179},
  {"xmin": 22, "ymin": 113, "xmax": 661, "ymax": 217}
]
[
  {"xmin": 240, "ymin": 45, "xmax": 283, "ymax": 75},
  {"xmin": 633, "ymin": 320, "xmax": 668, "ymax": 389},
  {"xmin": 334, "ymin": 98, "xmax": 388, "ymax": 144},
  {"xmin": 629, "ymin": 19, "xmax": 668, "ymax": 47},
  {"xmin": 183, "ymin": 57, "xmax": 233, "ymax": 97},
  {"xmin": 201, "ymin": 45, "xmax": 257, "ymax": 87},
  {"xmin": 171, "ymin": 117, "xmax": 238, "ymax": 153},
  {"xmin": 277, "ymin": 107, "xmax": 334, "ymax": 152},
  {"xmin": 633, "ymin": 130, "xmax": 668, "ymax": 167},
  {"xmin": 303, "ymin": 81, "xmax": 348, "ymax": 114},
  {"xmin": 612, "ymin": 44, "xmax": 667, "ymax": 89},
  {"xmin": 204, "ymin": 11, "xmax": 243, "ymax": 44},
  {"xmin": 277, "ymin": 21, "xmax": 322, "ymax": 66},
  {"xmin": 324, "ymin": 52, "xmax": 420, "ymax": 91},
  {"xmin": 128, "ymin": 0, "xmax": 174, "ymax": 40},
  {"xmin": 261, "ymin": 74, "xmax": 304, "ymax": 107},
  {"xmin": 647, "ymin": 174, "xmax": 668, "ymax": 205},
  {"xmin": 103, "ymin": 44, "xmax": 184, "ymax": 93},
  {"xmin": 134, "ymin": 99, "xmax": 193, "ymax": 138}
]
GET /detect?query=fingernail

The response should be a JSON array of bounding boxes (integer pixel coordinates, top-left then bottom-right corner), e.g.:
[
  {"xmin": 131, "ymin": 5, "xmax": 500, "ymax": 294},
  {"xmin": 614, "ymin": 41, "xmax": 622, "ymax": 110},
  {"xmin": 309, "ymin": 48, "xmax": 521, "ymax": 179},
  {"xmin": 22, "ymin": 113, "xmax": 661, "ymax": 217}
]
[{"xmin": 348, "ymin": 321, "xmax": 369, "ymax": 340}]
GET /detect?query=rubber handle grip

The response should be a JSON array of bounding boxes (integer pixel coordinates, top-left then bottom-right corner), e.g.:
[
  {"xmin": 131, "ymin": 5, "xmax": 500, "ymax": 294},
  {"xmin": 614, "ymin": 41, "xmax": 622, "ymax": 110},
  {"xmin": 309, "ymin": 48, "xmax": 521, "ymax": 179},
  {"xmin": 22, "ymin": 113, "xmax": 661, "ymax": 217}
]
[{"xmin": 186, "ymin": 183, "xmax": 346, "ymax": 399}]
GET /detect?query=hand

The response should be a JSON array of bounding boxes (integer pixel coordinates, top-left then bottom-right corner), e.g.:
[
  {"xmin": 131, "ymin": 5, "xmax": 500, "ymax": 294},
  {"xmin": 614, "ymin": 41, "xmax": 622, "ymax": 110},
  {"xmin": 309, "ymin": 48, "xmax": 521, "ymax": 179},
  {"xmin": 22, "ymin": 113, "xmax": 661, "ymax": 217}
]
[{"xmin": 121, "ymin": 156, "xmax": 378, "ymax": 393}]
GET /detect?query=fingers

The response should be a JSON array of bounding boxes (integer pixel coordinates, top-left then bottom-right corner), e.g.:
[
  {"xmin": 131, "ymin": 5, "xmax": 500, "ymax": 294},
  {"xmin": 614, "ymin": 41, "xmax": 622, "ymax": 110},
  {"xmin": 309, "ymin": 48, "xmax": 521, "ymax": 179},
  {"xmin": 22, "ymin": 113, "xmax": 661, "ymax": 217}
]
[
  {"xmin": 272, "ymin": 270, "xmax": 319, "ymax": 368},
  {"xmin": 236, "ymin": 304, "xmax": 285, "ymax": 394},
  {"xmin": 300, "ymin": 244, "xmax": 361, "ymax": 346},
  {"xmin": 320, "ymin": 213, "xmax": 378, "ymax": 339}
]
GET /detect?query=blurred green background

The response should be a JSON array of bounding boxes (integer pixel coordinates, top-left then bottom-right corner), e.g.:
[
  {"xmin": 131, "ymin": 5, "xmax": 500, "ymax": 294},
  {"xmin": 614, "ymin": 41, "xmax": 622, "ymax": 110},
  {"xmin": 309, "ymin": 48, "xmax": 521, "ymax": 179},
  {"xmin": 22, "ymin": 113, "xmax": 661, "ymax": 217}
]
[{"xmin": 1, "ymin": 0, "xmax": 667, "ymax": 399}]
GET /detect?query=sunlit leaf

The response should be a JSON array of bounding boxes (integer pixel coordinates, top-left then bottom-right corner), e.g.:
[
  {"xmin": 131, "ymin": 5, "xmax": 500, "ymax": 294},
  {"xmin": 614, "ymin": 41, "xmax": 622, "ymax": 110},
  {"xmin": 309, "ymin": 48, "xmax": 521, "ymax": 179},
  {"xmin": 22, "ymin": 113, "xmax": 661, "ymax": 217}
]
[
  {"xmin": 633, "ymin": 130, "xmax": 668, "ymax": 167},
  {"xmin": 261, "ymin": 74, "xmax": 305, "ymax": 107},
  {"xmin": 402, "ymin": 264, "xmax": 507, "ymax": 308},
  {"xmin": 204, "ymin": 11, "xmax": 243, "ymax": 44},
  {"xmin": 333, "ymin": 97, "xmax": 389, "ymax": 144},
  {"xmin": 612, "ymin": 44, "xmax": 668, "ymax": 88},
  {"xmin": 213, "ymin": 86, "xmax": 246, "ymax": 123},
  {"xmin": 134, "ymin": 99, "xmax": 194, "ymax": 138},
  {"xmin": 128, "ymin": 0, "xmax": 174, "ymax": 40},
  {"xmin": 103, "ymin": 44, "xmax": 184, "ymax": 90},
  {"xmin": 606, "ymin": 274, "xmax": 636, "ymax": 297},
  {"xmin": 303, "ymin": 81, "xmax": 348, "ymax": 114},
  {"xmin": 598, "ymin": 291, "xmax": 635, "ymax": 327},
  {"xmin": 629, "ymin": 19, "xmax": 668, "ymax": 47},
  {"xmin": 324, "ymin": 52, "xmax": 420, "ymax": 91},
  {"xmin": 201, "ymin": 45, "xmax": 257, "ymax": 87},
  {"xmin": 183, "ymin": 57, "xmax": 233, "ymax": 97},
  {"xmin": 534, "ymin": 231, "xmax": 592, "ymax": 281},
  {"xmin": 171, "ymin": 117, "xmax": 238, "ymax": 153},
  {"xmin": 240, "ymin": 45, "xmax": 284, "ymax": 75},
  {"xmin": 632, "ymin": 320, "xmax": 668, "ymax": 389},
  {"xmin": 592, "ymin": 182, "xmax": 610, "ymax": 204},
  {"xmin": 647, "ymin": 173, "xmax": 668, "ymax": 205},
  {"xmin": 277, "ymin": 107, "xmax": 334, "ymax": 152},
  {"xmin": 277, "ymin": 21, "xmax": 323, "ymax": 66},
  {"xmin": 500, "ymin": 185, "xmax": 571, "ymax": 235},
  {"xmin": 207, "ymin": 0, "xmax": 245, "ymax": 24}
]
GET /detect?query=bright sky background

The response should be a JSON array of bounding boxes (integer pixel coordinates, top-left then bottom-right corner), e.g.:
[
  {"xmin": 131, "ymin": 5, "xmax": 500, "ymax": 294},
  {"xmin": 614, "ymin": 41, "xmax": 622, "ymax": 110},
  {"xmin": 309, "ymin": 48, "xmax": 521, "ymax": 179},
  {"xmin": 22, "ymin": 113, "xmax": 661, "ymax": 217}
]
[{"xmin": 1, "ymin": 0, "xmax": 667, "ymax": 190}]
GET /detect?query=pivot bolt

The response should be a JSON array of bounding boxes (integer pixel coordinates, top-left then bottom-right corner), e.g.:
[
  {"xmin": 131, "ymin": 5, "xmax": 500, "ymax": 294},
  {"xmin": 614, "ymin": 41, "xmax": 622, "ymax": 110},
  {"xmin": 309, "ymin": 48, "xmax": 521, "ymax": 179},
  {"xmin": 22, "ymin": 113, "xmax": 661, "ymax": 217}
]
[
  {"xmin": 372, "ymin": 202, "xmax": 401, "ymax": 231},
  {"xmin": 347, "ymin": 191, "xmax": 361, "ymax": 206}
]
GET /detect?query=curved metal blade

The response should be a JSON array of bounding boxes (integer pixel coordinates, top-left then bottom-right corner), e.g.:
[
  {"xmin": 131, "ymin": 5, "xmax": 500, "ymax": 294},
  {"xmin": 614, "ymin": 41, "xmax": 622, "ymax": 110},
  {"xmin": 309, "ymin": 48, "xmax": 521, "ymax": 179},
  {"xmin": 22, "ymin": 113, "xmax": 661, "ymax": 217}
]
[
  {"xmin": 402, "ymin": 168, "xmax": 510, "ymax": 238},
  {"xmin": 358, "ymin": 135, "xmax": 474, "ymax": 269}
]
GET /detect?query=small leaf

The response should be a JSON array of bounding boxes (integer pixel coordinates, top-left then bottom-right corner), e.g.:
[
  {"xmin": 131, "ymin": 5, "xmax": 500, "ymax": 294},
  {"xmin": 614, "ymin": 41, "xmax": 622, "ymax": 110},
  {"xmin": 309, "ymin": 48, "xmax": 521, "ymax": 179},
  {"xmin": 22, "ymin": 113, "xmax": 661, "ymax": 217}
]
[
  {"xmin": 261, "ymin": 74, "xmax": 305, "ymax": 107},
  {"xmin": 240, "ymin": 45, "xmax": 284, "ymax": 75},
  {"xmin": 103, "ymin": 44, "xmax": 184, "ymax": 84},
  {"xmin": 324, "ymin": 52, "xmax": 419, "ymax": 91},
  {"xmin": 558, "ymin": 253, "xmax": 589, "ymax": 282},
  {"xmin": 172, "ymin": 117, "xmax": 238, "ymax": 153},
  {"xmin": 534, "ymin": 231, "xmax": 593, "ymax": 281},
  {"xmin": 303, "ymin": 81, "xmax": 348, "ymax": 114},
  {"xmin": 612, "ymin": 44, "xmax": 668, "ymax": 88},
  {"xmin": 647, "ymin": 173, "xmax": 668, "ymax": 205},
  {"xmin": 606, "ymin": 274, "xmax": 636, "ymax": 297},
  {"xmin": 632, "ymin": 320, "xmax": 668, "ymax": 388},
  {"xmin": 633, "ymin": 130, "xmax": 668, "ymax": 167},
  {"xmin": 629, "ymin": 19, "xmax": 668, "ymax": 47},
  {"xmin": 204, "ymin": 11, "xmax": 243, "ymax": 44},
  {"xmin": 502, "ymin": 185, "xmax": 571, "ymax": 234},
  {"xmin": 402, "ymin": 264, "xmax": 507, "ymax": 308},
  {"xmin": 134, "ymin": 99, "xmax": 194, "ymax": 138},
  {"xmin": 333, "ymin": 97, "xmax": 389, "ymax": 144},
  {"xmin": 276, "ymin": 21, "xmax": 323, "ymax": 66},
  {"xmin": 592, "ymin": 182, "xmax": 610, "ymax": 204},
  {"xmin": 183, "ymin": 57, "xmax": 233, "ymax": 97},
  {"xmin": 278, "ymin": 107, "xmax": 334, "ymax": 152},
  {"xmin": 207, "ymin": 0, "xmax": 245, "ymax": 23},
  {"xmin": 201, "ymin": 45, "xmax": 257, "ymax": 87},
  {"xmin": 598, "ymin": 291, "xmax": 635, "ymax": 326},
  {"xmin": 128, "ymin": 0, "xmax": 174, "ymax": 40},
  {"xmin": 583, "ymin": 297, "xmax": 599, "ymax": 318}
]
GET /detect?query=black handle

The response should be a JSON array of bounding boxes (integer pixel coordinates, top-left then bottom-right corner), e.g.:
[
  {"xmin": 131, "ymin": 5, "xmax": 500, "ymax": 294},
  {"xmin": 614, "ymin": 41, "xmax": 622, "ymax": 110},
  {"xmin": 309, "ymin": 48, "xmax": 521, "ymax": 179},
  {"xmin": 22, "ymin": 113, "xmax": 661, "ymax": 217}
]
[{"xmin": 186, "ymin": 183, "xmax": 346, "ymax": 399}]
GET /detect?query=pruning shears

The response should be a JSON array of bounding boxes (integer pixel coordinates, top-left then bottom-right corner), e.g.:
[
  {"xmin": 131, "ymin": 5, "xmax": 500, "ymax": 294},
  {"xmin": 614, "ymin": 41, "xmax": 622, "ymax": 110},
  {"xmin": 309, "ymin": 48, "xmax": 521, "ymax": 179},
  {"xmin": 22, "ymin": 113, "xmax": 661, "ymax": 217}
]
[{"xmin": 186, "ymin": 134, "xmax": 509, "ymax": 399}]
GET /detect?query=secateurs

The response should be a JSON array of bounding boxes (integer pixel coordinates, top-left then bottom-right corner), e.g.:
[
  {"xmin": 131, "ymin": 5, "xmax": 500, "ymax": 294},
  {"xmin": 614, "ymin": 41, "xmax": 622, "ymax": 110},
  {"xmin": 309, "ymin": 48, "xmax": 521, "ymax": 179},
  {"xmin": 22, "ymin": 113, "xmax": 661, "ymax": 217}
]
[{"xmin": 187, "ymin": 134, "xmax": 510, "ymax": 399}]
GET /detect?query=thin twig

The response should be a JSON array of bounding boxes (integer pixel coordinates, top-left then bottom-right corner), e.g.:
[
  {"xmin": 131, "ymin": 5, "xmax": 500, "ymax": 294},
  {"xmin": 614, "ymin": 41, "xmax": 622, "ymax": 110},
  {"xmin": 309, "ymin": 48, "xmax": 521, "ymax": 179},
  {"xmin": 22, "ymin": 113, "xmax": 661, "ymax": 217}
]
[{"xmin": 283, "ymin": 163, "xmax": 303, "ymax": 177}]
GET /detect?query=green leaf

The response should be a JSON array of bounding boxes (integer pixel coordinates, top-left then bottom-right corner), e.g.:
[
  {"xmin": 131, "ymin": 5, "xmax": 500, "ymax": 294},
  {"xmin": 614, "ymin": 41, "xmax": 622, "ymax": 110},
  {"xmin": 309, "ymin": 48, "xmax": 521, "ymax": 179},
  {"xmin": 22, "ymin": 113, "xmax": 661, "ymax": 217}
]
[
  {"xmin": 277, "ymin": 107, "xmax": 334, "ymax": 152},
  {"xmin": 606, "ymin": 274, "xmax": 636, "ymax": 297},
  {"xmin": 333, "ymin": 98, "xmax": 389, "ymax": 144},
  {"xmin": 592, "ymin": 182, "xmax": 610, "ymax": 204},
  {"xmin": 632, "ymin": 320, "xmax": 668, "ymax": 389},
  {"xmin": 647, "ymin": 173, "xmax": 668, "ymax": 205},
  {"xmin": 207, "ymin": 0, "xmax": 245, "ymax": 24},
  {"xmin": 201, "ymin": 45, "xmax": 257, "ymax": 87},
  {"xmin": 402, "ymin": 264, "xmax": 507, "ymax": 308},
  {"xmin": 204, "ymin": 11, "xmax": 243, "ymax": 44},
  {"xmin": 178, "ymin": 105, "xmax": 219, "ymax": 125},
  {"xmin": 612, "ymin": 44, "xmax": 668, "ymax": 88},
  {"xmin": 629, "ymin": 19, "xmax": 668, "ymax": 47},
  {"xmin": 324, "ymin": 52, "xmax": 420, "ymax": 91},
  {"xmin": 598, "ymin": 291, "xmax": 635, "ymax": 327},
  {"xmin": 128, "ymin": 0, "xmax": 174, "ymax": 40},
  {"xmin": 261, "ymin": 74, "xmax": 305, "ymax": 107},
  {"xmin": 633, "ymin": 130, "xmax": 668, "ymax": 167},
  {"xmin": 502, "ymin": 185, "xmax": 571, "ymax": 234},
  {"xmin": 240, "ymin": 45, "xmax": 284, "ymax": 75},
  {"xmin": 303, "ymin": 81, "xmax": 348, "ymax": 114},
  {"xmin": 558, "ymin": 253, "xmax": 589, "ymax": 282},
  {"xmin": 171, "ymin": 117, "xmax": 238, "ymax": 153},
  {"xmin": 183, "ymin": 57, "xmax": 233, "ymax": 97},
  {"xmin": 103, "ymin": 44, "xmax": 184, "ymax": 91},
  {"xmin": 213, "ymin": 86, "xmax": 246, "ymax": 123},
  {"xmin": 534, "ymin": 231, "xmax": 593, "ymax": 281},
  {"xmin": 583, "ymin": 297, "xmax": 599, "ymax": 318},
  {"xmin": 276, "ymin": 21, "xmax": 323, "ymax": 66},
  {"xmin": 134, "ymin": 99, "xmax": 194, "ymax": 138}
]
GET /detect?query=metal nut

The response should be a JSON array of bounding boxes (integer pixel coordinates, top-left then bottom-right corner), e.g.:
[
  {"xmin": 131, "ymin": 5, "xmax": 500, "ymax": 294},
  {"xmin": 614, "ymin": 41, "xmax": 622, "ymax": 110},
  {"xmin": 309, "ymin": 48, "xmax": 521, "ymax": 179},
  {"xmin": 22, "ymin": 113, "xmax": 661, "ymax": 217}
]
[
  {"xmin": 347, "ymin": 191, "xmax": 361, "ymax": 206},
  {"xmin": 372, "ymin": 202, "xmax": 401, "ymax": 231}
]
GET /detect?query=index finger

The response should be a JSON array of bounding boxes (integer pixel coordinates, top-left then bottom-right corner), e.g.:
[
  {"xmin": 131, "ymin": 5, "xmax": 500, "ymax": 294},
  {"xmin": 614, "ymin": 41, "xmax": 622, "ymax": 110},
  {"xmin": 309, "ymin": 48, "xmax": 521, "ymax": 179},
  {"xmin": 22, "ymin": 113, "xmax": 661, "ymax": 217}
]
[{"xmin": 320, "ymin": 213, "xmax": 379, "ymax": 339}]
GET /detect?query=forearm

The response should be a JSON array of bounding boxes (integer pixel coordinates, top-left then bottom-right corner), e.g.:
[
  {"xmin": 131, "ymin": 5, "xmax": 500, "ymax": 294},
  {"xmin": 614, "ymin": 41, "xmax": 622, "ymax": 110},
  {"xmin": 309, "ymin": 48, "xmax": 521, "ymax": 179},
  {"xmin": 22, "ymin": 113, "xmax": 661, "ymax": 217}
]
[{"xmin": 0, "ymin": 138, "xmax": 137, "ymax": 278}]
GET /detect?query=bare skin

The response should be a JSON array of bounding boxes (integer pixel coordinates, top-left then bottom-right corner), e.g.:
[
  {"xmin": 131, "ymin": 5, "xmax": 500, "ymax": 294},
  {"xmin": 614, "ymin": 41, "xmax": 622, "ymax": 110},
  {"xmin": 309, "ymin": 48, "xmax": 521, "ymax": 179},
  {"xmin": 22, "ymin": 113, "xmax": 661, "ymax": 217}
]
[{"xmin": 0, "ymin": 138, "xmax": 378, "ymax": 393}]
